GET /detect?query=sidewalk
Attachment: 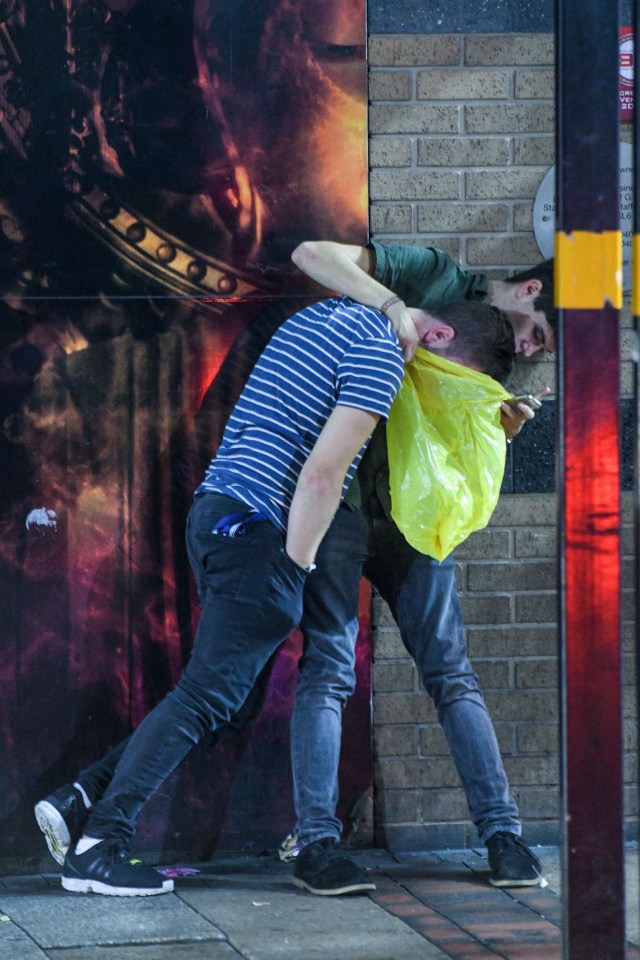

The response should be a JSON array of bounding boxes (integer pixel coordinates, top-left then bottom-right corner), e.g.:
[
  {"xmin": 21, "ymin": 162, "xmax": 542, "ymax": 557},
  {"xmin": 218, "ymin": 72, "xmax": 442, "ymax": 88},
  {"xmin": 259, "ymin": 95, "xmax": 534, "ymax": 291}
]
[{"xmin": 0, "ymin": 845, "xmax": 637, "ymax": 960}]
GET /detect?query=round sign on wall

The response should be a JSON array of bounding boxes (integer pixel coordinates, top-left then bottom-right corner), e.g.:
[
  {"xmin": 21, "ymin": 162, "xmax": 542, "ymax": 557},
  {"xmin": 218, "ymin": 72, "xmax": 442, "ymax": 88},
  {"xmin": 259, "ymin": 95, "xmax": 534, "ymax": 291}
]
[{"xmin": 533, "ymin": 141, "xmax": 633, "ymax": 291}]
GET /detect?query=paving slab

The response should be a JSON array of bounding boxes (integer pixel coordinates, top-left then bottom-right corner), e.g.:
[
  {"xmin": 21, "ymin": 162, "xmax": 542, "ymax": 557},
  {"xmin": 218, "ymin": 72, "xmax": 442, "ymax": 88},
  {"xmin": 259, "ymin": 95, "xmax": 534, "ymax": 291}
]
[
  {"xmin": 0, "ymin": 878, "xmax": 224, "ymax": 951},
  {"xmin": 0, "ymin": 917, "xmax": 50, "ymax": 960},
  {"xmin": 178, "ymin": 872, "xmax": 449, "ymax": 960}
]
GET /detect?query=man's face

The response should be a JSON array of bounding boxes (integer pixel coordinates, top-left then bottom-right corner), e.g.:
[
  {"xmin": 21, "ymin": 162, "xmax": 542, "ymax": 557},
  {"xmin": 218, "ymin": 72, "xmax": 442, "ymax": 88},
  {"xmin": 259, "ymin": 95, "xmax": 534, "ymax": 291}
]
[{"xmin": 506, "ymin": 307, "xmax": 555, "ymax": 357}]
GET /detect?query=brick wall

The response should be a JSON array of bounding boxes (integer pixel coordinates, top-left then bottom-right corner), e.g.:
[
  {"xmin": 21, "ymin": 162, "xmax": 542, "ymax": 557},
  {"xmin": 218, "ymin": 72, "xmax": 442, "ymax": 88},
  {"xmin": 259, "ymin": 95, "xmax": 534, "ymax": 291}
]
[{"xmin": 367, "ymin": 33, "xmax": 636, "ymax": 850}]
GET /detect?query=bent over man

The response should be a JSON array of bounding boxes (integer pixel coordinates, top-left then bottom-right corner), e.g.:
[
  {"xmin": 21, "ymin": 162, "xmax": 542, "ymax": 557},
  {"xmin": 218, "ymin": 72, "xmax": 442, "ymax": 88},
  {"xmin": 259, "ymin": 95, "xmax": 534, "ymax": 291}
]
[{"xmin": 40, "ymin": 292, "xmax": 512, "ymax": 896}]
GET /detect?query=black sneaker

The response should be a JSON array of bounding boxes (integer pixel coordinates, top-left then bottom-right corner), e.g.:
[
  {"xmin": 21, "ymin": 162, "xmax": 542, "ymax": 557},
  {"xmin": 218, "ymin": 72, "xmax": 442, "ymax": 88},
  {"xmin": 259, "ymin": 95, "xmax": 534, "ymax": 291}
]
[
  {"xmin": 486, "ymin": 831, "xmax": 543, "ymax": 887},
  {"xmin": 62, "ymin": 839, "xmax": 174, "ymax": 896},
  {"xmin": 34, "ymin": 785, "xmax": 89, "ymax": 866},
  {"xmin": 292, "ymin": 837, "xmax": 376, "ymax": 896}
]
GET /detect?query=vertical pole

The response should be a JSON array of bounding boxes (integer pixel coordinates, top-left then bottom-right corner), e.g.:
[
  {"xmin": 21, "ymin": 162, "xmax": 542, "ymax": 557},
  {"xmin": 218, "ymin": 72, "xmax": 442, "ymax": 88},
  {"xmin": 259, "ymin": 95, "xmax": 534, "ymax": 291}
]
[
  {"xmin": 634, "ymin": 0, "xmax": 640, "ymax": 947},
  {"xmin": 556, "ymin": 2, "xmax": 625, "ymax": 959}
]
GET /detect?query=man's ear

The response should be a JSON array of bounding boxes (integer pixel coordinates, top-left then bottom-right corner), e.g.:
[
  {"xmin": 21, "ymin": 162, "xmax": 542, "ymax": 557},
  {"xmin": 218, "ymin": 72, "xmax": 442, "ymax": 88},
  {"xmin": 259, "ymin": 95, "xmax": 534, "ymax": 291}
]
[
  {"xmin": 517, "ymin": 278, "xmax": 543, "ymax": 301},
  {"xmin": 421, "ymin": 323, "xmax": 456, "ymax": 347}
]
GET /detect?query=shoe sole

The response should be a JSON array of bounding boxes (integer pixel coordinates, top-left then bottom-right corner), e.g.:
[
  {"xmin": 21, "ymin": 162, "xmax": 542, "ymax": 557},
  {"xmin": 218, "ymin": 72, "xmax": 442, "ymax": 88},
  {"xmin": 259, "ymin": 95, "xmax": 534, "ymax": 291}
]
[
  {"xmin": 489, "ymin": 875, "xmax": 543, "ymax": 887},
  {"xmin": 34, "ymin": 801, "xmax": 71, "ymax": 866},
  {"xmin": 292, "ymin": 876, "xmax": 376, "ymax": 896},
  {"xmin": 61, "ymin": 876, "xmax": 174, "ymax": 896}
]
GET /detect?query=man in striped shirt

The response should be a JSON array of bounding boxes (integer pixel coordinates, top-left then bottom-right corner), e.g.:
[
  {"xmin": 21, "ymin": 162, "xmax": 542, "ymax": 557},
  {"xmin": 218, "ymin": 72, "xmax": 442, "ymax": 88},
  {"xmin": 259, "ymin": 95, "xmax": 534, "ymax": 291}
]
[{"xmin": 38, "ymin": 292, "xmax": 513, "ymax": 897}]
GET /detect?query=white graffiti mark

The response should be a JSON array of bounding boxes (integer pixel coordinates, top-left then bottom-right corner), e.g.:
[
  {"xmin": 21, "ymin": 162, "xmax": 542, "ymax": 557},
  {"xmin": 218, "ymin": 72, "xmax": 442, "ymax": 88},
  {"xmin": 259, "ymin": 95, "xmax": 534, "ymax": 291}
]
[{"xmin": 25, "ymin": 507, "xmax": 58, "ymax": 532}]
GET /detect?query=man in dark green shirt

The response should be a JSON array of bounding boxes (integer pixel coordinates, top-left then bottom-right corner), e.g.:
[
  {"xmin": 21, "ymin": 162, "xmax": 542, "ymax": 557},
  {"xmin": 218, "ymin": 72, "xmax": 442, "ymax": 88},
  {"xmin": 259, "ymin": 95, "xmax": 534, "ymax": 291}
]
[
  {"xmin": 286, "ymin": 241, "xmax": 554, "ymax": 892},
  {"xmin": 293, "ymin": 241, "xmax": 555, "ymax": 362}
]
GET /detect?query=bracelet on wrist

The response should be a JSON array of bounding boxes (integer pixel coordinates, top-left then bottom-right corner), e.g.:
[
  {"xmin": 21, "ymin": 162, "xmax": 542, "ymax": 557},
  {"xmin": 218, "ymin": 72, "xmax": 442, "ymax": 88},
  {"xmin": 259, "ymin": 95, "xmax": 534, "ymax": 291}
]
[{"xmin": 379, "ymin": 295, "xmax": 403, "ymax": 316}]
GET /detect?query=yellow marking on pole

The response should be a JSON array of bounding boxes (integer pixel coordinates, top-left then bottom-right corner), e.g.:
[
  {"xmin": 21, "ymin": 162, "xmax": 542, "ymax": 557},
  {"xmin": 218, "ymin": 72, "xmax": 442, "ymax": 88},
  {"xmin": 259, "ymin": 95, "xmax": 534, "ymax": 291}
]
[
  {"xmin": 555, "ymin": 231, "xmax": 622, "ymax": 309},
  {"xmin": 633, "ymin": 235, "xmax": 640, "ymax": 318}
]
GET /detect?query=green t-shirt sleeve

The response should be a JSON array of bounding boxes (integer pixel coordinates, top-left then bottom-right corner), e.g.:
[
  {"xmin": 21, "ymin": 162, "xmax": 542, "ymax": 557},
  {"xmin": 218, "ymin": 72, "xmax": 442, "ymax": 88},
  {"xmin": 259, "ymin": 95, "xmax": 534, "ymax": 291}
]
[{"xmin": 369, "ymin": 241, "xmax": 488, "ymax": 310}]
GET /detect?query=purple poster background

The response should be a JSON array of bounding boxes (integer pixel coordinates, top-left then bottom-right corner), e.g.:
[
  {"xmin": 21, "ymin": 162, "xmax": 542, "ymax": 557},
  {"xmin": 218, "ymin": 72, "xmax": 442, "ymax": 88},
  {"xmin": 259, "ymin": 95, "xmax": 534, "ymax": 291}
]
[{"xmin": 0, "ymin": 0, "xmax": 369, "ymax": 867}]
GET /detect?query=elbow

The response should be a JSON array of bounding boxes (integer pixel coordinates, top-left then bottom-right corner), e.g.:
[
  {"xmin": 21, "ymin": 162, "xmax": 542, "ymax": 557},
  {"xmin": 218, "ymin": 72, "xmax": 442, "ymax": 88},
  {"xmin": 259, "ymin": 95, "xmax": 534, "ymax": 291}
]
[
  {"xmin": 291, "ymin": 240, "xmax": 317, "ymax": 271},
  {"xmin": 298, "ymin": 462, "xmax": 345, "ymax": 500}
]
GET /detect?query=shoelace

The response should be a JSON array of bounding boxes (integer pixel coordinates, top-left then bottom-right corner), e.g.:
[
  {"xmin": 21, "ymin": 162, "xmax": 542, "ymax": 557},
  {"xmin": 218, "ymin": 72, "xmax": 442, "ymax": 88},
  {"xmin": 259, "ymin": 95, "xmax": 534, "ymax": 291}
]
[
  {"xmin": 99, "ymin": 838, "xmax": 132, "ymax": 862},
  {"xmin": 315, "ymin": 839, "xmax": 345, "ymax": 862},
  {"xmin": 490, "ymin": 832, "xmax": 533, "ymax": 860}
]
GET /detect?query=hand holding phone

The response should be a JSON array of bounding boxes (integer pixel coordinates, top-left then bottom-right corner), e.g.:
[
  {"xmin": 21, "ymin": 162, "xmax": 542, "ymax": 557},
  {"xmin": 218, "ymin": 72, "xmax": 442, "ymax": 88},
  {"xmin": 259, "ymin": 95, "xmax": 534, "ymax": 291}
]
[
  {"xmin": 505, "ymin": 393, "xmax": 543, "ymax": 411},
  {"xmin": 501, "ymin": 388, "xmax": 549, "ymax": 441}
]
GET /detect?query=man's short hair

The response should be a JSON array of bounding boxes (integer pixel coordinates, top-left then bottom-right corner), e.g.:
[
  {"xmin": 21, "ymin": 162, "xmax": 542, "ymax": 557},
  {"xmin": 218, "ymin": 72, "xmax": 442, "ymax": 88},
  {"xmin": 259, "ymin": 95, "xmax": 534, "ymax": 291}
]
[
  {"xmin": 504, "ymin": 259, "xmax": 556, "ymax": 334},
  {"xmin": 432, "ymin": 300, "xmax": 515, "ymax": 384}
]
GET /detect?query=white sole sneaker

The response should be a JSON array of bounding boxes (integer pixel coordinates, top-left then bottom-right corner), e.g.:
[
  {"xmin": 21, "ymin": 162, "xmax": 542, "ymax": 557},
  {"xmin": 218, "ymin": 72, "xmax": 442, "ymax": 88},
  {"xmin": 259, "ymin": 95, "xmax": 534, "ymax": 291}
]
[
  {"xmin": 292, "ymin": 875, "xmax": 376, "ymax": 896},
  {"xmin": 34, "ymin": 800, "xmax": 71, "ymax": 866},
  {"xmin": 61, "ymin": 876, "xmax": 174, "ymax": 896},
  {"xmin": 489, "ymin": 875, "xmax": 544, "ymax": 888}
]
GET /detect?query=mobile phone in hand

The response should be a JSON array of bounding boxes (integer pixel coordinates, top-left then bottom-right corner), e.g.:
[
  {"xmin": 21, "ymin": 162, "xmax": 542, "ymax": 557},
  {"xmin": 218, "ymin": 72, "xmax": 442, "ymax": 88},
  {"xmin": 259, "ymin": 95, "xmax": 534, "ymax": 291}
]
[{"xmin": 506, "ymin": 394, "xmax": 543, "ymax": 411}]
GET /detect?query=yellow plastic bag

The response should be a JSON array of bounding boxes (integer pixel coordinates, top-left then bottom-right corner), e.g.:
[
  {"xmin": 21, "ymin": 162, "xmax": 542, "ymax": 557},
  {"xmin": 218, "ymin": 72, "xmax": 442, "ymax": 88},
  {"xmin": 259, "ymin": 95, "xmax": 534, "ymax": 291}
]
[{"xmin": 386, "ymin": 350, "xmax": 511, "ymax": 561}]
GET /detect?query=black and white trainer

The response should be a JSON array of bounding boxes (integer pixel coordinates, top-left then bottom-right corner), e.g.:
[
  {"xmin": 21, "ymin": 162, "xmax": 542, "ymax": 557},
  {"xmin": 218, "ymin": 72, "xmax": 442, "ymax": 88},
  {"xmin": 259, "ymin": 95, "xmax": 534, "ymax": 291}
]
[
  {"xmin": 62, "ymin": 839, "xmax": 173, "ymax": 896},
  {"xmin": 34, "ymin": 785, "xmax": 89, "ymax": 866}
]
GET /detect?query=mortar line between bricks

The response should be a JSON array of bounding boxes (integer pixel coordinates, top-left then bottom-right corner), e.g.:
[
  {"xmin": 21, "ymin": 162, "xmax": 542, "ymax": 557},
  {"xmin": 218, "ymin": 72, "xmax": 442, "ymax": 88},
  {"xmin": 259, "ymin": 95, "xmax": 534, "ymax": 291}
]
[
  {"xmin": 404, "ymin": 877, "xmax": 564, "ymax": 942},
  {"xmin": 505, "ymin": 886, "xmax": 562, "ymax": 923},
  {"xmin": 393, "ymin": 874, "xmax": 640, "ymax": 960},
  {"xmin": 460, "ymin": 867, "xmax": 564, "ymax": 924},
  {"xmin": 372, "ymin": 874, "xmax": 513, "ymax": 960}
]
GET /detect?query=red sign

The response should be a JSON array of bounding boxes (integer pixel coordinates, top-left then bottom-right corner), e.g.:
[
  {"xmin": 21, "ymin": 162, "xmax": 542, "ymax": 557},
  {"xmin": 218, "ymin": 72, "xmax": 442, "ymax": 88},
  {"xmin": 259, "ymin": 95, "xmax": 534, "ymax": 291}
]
[{"xmin": 620, "ymin": 27, "xmax": 633, "ymax": 120}]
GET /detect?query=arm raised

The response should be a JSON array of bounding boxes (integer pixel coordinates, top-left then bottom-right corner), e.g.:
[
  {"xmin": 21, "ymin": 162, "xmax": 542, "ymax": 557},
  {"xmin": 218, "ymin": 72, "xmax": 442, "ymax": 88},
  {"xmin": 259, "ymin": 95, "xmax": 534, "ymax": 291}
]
[{"xmin": 292, "ymin": 241, "xmax": 419, "ymax": 362}]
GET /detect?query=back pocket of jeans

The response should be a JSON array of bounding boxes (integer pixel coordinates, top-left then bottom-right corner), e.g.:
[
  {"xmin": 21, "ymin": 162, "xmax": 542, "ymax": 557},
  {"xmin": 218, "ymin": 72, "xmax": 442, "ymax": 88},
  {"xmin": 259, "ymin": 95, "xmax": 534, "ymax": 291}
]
[{"xmin": 200, "ymin": 526, "xmax": 278, "ymax": 605}]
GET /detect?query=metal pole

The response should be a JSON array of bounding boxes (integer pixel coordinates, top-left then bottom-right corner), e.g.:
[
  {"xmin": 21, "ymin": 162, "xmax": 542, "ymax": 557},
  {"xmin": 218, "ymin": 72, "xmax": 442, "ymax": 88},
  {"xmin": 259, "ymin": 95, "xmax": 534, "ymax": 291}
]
[
  {"xmin": 634, "ymin": 0, "xmax": 640, "ymax": 951},
  {"xmin": 556, "ymin": 1, "xmax": 625, "ymax": 958}
]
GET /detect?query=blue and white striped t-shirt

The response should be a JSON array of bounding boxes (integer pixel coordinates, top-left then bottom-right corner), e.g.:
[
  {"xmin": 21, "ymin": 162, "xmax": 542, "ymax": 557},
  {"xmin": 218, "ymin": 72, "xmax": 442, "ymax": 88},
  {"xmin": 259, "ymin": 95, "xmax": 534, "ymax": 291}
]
[{"xmin": 197, "ymin": 296, "xmax": 405, "ymax": 532}]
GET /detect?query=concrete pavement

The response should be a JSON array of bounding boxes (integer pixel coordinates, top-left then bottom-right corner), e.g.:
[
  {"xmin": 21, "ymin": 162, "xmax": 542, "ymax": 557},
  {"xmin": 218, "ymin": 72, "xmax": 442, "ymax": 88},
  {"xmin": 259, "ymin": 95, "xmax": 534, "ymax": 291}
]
[{"xmin": 0, "ymin": 845, "xmax": 638, "ymax": 960}]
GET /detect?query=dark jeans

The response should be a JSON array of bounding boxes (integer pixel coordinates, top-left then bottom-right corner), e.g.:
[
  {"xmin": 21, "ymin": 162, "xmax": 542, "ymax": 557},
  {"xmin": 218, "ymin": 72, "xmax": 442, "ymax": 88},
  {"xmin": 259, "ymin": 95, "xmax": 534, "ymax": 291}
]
[
  {"xmin": 76, "ymin": 673, "xmax": 273, "ymax": 804},
  {"xmin": 292, "ymin": 500, "xmax": 519, "ymax": 846},
  {"xmin": 78, "ymin": 497, "xmax": 519, "ymax": 846},
  {"xmin": 363, "ymin": 505, "xmax": 519, "ymax": 842},
  {"xmin": 83, "ymin": 493, "xmax": 306, "ymax": 841}
]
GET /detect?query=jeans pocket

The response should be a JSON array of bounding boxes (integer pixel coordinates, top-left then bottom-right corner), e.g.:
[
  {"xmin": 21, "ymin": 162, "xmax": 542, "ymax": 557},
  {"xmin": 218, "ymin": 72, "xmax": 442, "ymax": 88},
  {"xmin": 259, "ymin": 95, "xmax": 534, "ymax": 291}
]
[
  {"xmin": 200, "ymin": 536, "xmax": 258, "ymax": 601},
  {"xmin": 203, "ymin": 520, "xmax": 288, "ymax": 606},
  {"xmin": 281, "ymin": 549, "xmax": 312, "ymax": 579}
]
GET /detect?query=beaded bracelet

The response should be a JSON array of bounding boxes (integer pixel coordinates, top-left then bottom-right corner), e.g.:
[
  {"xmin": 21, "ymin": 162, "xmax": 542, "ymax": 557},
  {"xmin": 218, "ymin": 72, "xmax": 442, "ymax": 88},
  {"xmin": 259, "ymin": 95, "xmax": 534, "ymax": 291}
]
[{"xmin": 379, "ymin": 295, "xmax": 403, "ymax": 316}]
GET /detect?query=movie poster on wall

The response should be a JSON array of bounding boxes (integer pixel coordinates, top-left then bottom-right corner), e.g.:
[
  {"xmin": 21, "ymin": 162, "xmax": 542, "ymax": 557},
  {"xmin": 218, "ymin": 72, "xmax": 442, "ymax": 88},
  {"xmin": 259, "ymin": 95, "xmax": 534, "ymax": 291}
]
[{"xmin": 0, "ymin": 0, "xmax": 369, "ymax": 863}]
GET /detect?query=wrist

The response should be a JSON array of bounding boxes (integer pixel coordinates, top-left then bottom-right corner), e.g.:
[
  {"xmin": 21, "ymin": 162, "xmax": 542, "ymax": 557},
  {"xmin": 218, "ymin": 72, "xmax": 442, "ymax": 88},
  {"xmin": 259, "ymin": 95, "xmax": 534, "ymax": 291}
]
[
  {"xmin": 286, "ymin": 550, "xmax": 317, "ymax": 574},
  {"xmin": 379, "ymin": 295, "xmax": 404, "ymax": 317}
]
